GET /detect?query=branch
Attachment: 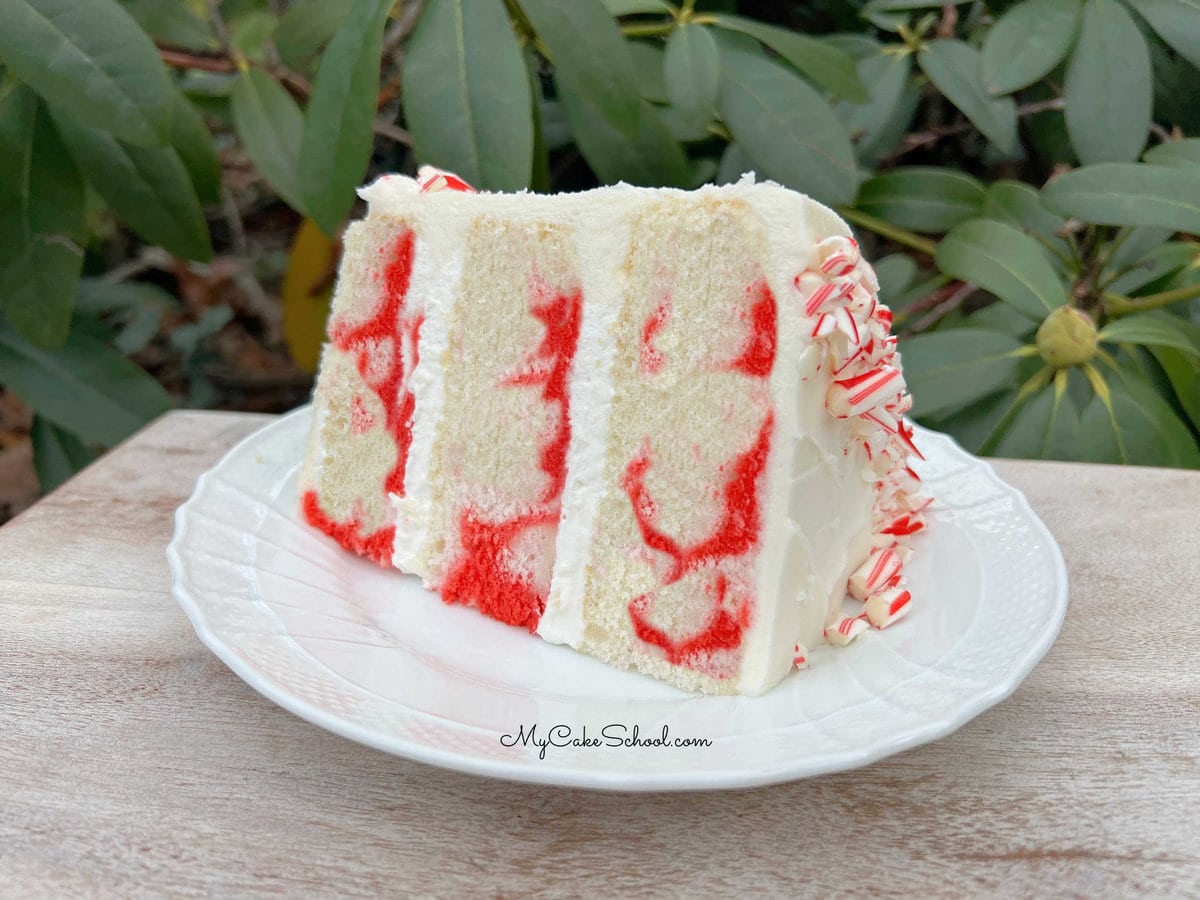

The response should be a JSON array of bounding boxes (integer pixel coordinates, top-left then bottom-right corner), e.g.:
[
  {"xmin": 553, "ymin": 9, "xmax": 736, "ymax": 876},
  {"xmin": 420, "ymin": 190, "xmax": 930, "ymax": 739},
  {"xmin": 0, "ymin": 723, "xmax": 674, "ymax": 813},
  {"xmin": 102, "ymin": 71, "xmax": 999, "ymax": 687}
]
[
  {"xmin": 880, "ymin": 97, "xmax": 1065, "ymax": 163},
  {"xmin": 908, "ymin": 281, "xmax": 977, "ymax": 333},
  {"xmin": 1105, "ymin": 280, "xmax": 1200, "ymax": 317},
  {"xmin": 837, "ymin": 207, "xmax": 939, "ymax": 257},
  {"xmin": 159, "ymin": 46, "xmax": 314, "ymax": 99}
]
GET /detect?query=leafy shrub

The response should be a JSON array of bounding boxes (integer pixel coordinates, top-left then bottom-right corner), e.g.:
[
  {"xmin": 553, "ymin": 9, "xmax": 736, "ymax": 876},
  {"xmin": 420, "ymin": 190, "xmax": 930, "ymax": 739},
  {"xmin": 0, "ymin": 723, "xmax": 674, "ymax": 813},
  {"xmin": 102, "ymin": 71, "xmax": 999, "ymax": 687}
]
[{"xmin": 1, "ymin": 0, "xmax": 1199, "ymax": 490}]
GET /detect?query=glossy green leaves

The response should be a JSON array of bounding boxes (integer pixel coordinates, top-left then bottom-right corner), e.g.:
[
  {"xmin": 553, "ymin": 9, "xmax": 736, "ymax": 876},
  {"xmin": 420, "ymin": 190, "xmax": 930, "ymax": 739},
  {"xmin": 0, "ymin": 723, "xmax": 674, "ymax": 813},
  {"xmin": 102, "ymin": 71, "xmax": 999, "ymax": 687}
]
[
  {"xmin": 0, "ymin": 0, "xmax": 172, "ymax": 145},
  {"xmin": 1042, "ymin": 163, "xmax": 1200, "ymax": 233},
  {"xmin": 1064, "ymin": 0, "xmax": 1152, "ymax": 164},
  {"xmin": 982, "ymin": 0, "xmax": 1081, "ymax": 95},
  {"xmin": 900, "ymin": 329, "xmax": 1026, "ymax": 417},
  {"xmin": 918, "ymin": 40, "xmax": 1018, "ymax": 154},
  {"xmin": 718, "ymin": 42, "xmax": 859, "ymax": 205},
  {"xmin": 404, "ymin": 0, "xmax": 533, "ymax": 195},
  {"xmin": 300, "ymin": 0, "xmax": 394, "ymax": 233},
  {"xmin": 936, "ymin": 220, "xmax": 1065, "ymax": 320},
  {"xmin": 232, "ymin": 69, "xmax": 307, "ymax": 214},
  {"xmin": 855, "ymin": 167, "xmax": 985, "ymax": 233}
]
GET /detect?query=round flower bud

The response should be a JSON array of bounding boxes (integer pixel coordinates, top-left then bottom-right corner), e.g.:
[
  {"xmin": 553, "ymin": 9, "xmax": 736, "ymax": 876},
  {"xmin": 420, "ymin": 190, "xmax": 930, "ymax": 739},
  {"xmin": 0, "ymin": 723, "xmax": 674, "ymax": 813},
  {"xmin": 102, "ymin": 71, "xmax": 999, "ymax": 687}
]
[{"xmin": 1036, "ymin": 306, "xmax": 1098, "ymax": 369}]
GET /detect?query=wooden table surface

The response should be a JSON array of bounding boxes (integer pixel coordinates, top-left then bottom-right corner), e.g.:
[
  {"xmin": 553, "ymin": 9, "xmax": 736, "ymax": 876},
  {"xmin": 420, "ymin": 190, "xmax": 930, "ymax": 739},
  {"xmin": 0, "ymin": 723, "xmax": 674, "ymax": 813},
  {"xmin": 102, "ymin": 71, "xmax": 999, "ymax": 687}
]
[{"xmin": 2, "ymin": 410, "xmax": 1199, "ymax": 896}]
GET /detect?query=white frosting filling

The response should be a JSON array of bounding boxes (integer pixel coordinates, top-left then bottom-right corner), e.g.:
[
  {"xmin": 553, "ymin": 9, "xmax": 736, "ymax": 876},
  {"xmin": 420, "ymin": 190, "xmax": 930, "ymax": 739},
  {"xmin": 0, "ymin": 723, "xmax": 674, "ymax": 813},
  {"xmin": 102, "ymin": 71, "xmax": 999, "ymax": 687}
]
[{"xmin": 389, "ymin": 231, "xmax": 461, "ymax": 584}]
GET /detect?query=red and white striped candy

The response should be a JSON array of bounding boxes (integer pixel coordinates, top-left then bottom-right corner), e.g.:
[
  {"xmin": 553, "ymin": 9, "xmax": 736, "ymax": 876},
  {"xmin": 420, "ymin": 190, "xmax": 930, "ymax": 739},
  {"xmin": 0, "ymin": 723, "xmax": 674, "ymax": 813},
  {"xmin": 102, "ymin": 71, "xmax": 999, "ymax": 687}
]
[
  {"xmin": 896, "ymin": 419, "xmax": 924, "ymax": 460},
  {"xmin": 827, "ymin": 364, "xmax": 905, "ymax": 418},
  {"xmin": 865, "ymin": 585, "xmax": 913, "ymax": 629},
  {"xmin": 416, "ymin": 165, "xmax": 476, "ymax": 194},
  {"xmin": 825, "ymin": 614, "xmax": 870, "ymax": 647},
  {"xmin": 802, "ymin": 276, "xmax": 857, "ymax": 317},
  {"xmin": 793, "ymin": 643, "xmax": 810, "ymax": 669},
  {"xmin": 848, "ymin": 546, "xmax": 903, "ymax": 601},
  {"xmin": 881, "ymin": 512, "xmax": 925, "ymax": 537}
]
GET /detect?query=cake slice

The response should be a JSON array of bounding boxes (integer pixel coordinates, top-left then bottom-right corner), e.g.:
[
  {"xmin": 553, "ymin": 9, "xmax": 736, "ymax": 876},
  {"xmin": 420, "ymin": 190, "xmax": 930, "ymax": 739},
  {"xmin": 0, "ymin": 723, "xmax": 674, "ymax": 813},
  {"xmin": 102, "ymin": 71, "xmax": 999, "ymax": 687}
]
[{"xmin": 299, "ymin": 167, "xmax": 929, "ymax": 696}]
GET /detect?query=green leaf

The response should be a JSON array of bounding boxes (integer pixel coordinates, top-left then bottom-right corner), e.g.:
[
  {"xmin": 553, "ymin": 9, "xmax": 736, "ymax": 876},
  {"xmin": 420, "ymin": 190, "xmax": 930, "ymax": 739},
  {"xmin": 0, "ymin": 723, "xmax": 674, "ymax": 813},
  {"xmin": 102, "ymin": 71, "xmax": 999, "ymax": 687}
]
[
  {"xmin": 121, "ymin": 0, "xmax": 215, "ymax": 52},
  {"xmin": 865, "ymin": 0, "xmax": 972, "ymax": 8},
  {"xmin": 1129, "ymin": 0, "xmax": 1200, "ymax": 69},
  {"xmin": 139, "ymin": 2, "xmax": 215, "ymax": 47},
  {"xmin": 231, "ymin": 69, "xmax": 307, "ymax": 213},
  {"xmin": 982, "ymin": 180, "xmax": 1068, "ymax": 243},
  {"xmin": 299, "ymin": 0, "xmax": 393, "ymax": 234},
  {"xmin": 404, "ymin": 0, "xmax": 533, "ymax": 195},
  {"xmin": 663, "ymin": 23, "xmax": 720, "ymax": 131},
  {"xmin": 629, "ymin": 41, "xmax": 669, "ymax": 103},
  {"xmin": 0, "ymin": 238, "xmax": 83, "ymax": 348},
  {"xmin": 1100, "ymin": 310, "xmax": 1200, "ymax": 356},
  {"xmin": 981, "ymin": 0, "xmax": 1082, "ymax": 95},
  {"xmin": 968, "ymin": 300, "xmax": 1040, "ymax": 337},
  {"xmin": 1151, "ymin": 345, "xmax": 1200, "ymax": 431},
  {"xmin": 1041, "ymin": 163, "xmax": 1200, "ymax": 233},
  {"xmin": 0, "ymin": 0, "xmax": 173, "ymax": 146},
  {"xmin": 601, "ymin": 0, "xmax": 671, "ymax": 13},
  {"xmin": 917, "ymin": 39, "xmax": 1018, "ymax": 154},
  {"xmin": 30, "ymin": 414, "xmax": 96, "ymax": 492},
  {"xmin": 709, "ymin": 14, "xmax": 868, "ymax": 101},
  {"xmin": 0, "ymin": 319, "xmax": 173, "ymax": 446},
  {"xmin": 170, "ymin": 90, "xmax": 221, "ymax": 206},
  {"xmin": 518, "ymin": 0, "xmax": 641, "ymax": 135},
  {"xmin": 899, "ymin": 328, "xmax": 1026, "ymax": 417},
  {"xmin": 854, "ymin": 167, "xmax": 985, "ymax": 233},
  {"xmin": 274, "ymin": 0, "xmax": 355, "ymax": 72},
  {"xmin": 52, "ymin": 112, "xmax": 213, "ymax": 262},
  {"xmin": 716, "ymin": 141, "xmax": 750, "ymax": 184},
  {"xmin": 0, "ymin": 99, "xmax": 85, "ymax": 348},
  {"xmin": 1064, "ymin": 0, "xmax": 1152, "ymax": 164},
  {"xmin": 1106, "ymin": 242, "xmax": 1196, "ymax": 295},
  {"xmin": 230, "ymin": 10, "xmax": 278, "ymax": 63},
  {"xmin": 874, "ymin": 253, "xmax": 918, "ymax": 306},
  {"xmin": 1144, "ymin": 138, "xmax": 1200, "ymax": 170},
  {"xmin": 990, "ymin": 380, "xmax": 1082, "ymax": 460},
  {"xmin": 0, "ymin": 82, "xmax": 38, "ymax": 270},
  {"xmin": 834, "ymin": 52, "xmax": 914, "ymax": 164},
  {"xmin": 1109, "ymin": 226, "xmax": 1174, "ymax": 270},
  {"xmin": 717, "ymin": 41, "xmax": 859, "ymax": 206},
  {"xmin": 558, "ymin": 86, "xmax": 690, "ymax": 187},
  {"xmin": 1080, "ymin": 365, "xmax": 1200, "ymax": 466},
  {"xmin": 936, "ymin": 219, "xmax": 1065, "ymax": 320},
  {"xmin": 921, "ymin": 387, "xmax": 1020, "ymax": 454}
]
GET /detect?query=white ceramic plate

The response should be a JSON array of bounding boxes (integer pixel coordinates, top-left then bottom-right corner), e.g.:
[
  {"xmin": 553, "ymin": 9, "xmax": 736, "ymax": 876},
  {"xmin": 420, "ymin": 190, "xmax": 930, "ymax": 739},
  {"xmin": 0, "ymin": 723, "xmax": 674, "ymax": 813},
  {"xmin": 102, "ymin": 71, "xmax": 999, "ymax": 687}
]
[{"xmin": 168, "ymin": 406, "xmax": 1067, "ymax": 791}]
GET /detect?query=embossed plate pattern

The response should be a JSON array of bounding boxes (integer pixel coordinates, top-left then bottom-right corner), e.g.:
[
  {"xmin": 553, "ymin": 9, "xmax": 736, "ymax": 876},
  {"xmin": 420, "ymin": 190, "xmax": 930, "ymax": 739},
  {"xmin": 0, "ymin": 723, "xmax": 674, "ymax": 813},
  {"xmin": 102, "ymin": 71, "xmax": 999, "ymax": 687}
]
[{"xmin": 168, "ymin": 406, "xmax": 1067, "ymax": 791}]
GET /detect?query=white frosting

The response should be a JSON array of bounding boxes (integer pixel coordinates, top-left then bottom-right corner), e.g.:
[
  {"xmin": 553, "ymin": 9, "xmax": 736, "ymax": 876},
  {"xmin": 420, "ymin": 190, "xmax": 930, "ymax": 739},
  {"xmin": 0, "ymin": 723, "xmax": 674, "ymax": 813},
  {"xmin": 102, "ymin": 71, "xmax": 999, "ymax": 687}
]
[
  {"xmin": 389, "ymin": 232, "xmax": 461, "ymax": 584},
  {"xmin": 535, "ymin": 219, "xmax": 629, "ymax": 646}
]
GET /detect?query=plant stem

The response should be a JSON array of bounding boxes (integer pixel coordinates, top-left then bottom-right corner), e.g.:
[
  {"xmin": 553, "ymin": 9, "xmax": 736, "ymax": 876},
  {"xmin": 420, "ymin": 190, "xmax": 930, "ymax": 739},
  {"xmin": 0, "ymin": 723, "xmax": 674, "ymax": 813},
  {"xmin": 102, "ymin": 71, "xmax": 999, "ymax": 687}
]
[
  {"xmin": 1105, "ymin": 280, "xmax": 1200, "ymax": 317},
  {"xmin": 621, "ymin": 21, "xmax": 675, "ymax": 37},
  {"xmin": 837, "ymin": 207, "xmax": 939, "ymax": 257}
]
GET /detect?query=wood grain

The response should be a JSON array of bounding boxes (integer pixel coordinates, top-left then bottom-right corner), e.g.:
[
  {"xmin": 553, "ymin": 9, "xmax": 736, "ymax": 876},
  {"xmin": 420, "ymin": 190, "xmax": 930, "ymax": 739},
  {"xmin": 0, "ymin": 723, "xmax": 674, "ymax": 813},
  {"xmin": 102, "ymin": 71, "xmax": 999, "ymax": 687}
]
[{"xmin": 2, "ymin": 410, "xmax": 1198, "ymax": 897}]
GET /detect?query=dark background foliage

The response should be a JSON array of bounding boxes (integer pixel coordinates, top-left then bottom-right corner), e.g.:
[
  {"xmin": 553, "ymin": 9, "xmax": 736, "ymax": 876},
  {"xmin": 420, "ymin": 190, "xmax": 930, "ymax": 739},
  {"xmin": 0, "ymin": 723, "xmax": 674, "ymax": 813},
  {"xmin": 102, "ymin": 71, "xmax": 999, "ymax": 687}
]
[{"xmin": 1, "ymin": 0, "xmax": 1199, "ymax": 521}]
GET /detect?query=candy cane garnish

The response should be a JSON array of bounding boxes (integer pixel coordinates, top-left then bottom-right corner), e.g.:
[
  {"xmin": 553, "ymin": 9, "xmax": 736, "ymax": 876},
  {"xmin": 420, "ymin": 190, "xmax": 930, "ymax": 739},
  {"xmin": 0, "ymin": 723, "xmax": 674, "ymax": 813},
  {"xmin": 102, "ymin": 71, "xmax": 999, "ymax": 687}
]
[
  {"xmin": 416, "ymin": 165, "xmax": 476, "ymax": 194},
  {"xmin": 881, "ymin": 512, "xmax": 925, "ymax": 537},
  {"xmin": 802, "ymin": 276, "xmax": 857, "ymax": 317},
  {"xmin": 792, "ymin": 643, "xmax": 810, "ymax": 669},
  {"xmin": 826, "ymin": 364, "xmax": 905, "ymax": 418},
  {"xmin": 864, "ymin": 586, "xmax": 913, "ymax": 629},
  {"xmin": 825, "ymin": 614, "xmax": 870, "ymax": 647},
  {"xmin": 848, "ymin": 547, "xmax": 903, "ymax": 601},
  {"xmin": 896, "ymin": 420, "xmax": 925, "ymax": 460}
]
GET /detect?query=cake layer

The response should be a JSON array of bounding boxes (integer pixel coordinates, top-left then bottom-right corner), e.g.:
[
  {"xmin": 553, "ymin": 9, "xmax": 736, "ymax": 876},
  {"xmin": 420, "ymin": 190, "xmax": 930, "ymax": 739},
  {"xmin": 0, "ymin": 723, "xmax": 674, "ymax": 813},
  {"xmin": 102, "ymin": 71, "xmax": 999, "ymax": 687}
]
[{"xmin": 299, "ymin": 218, "xmax": 422, "ymax": 565}]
